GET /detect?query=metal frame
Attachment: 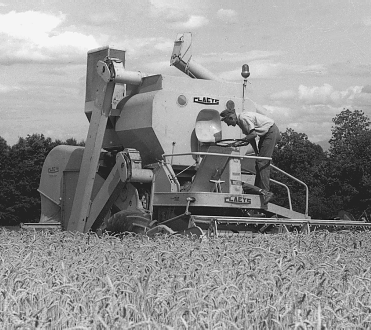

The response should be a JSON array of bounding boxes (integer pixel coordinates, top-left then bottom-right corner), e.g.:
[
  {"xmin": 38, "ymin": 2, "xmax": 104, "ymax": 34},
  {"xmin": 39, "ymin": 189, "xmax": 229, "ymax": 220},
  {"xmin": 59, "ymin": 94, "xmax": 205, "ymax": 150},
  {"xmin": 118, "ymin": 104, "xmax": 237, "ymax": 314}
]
[
  {"xmin": 271, "ymin": 164, "xmax": 309, "ymax": 216},
  {"xmin": 162, "ymin": 151, "xmax": 307, "ymax": 215}
]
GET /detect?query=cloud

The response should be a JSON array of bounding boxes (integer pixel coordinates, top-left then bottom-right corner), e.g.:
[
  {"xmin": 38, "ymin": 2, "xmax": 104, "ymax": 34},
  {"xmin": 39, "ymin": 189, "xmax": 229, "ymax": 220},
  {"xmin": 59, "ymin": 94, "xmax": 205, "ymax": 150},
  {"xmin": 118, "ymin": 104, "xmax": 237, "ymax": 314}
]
[
  {"xmin": 149, "ymin": 0, "xmax": 202, "ymax": 16},
  {"xmin": 298, "ymin": 84, "xmax": 363, "ymax": 106},
  {"xmin": 261, "ymin": 105, "xmax": 292, "ymax": 117},
  {"xmin": 0, "ymin": 11, "xmax": 100, "ymax": 64},
  {"xmin": 149, "ymin": 0, "xmax": 188, "ymax": 21},
  {"xmin": 353, "ymin": 85, "xmax": 371, "ymax": 107},
  {"xmin": 220, "ymin": 60, "xmax": 325, "ymax": 80},
  {"xmin": 363, "ymin": 16, "xmax": 371, "ymax": 26},
  {"xmin": 0, "ymin": 84, "xmax": 22, "ymax": 93},
  {"xmin": 216, "ymin": 8, "xmax": 237, "ymax": 23},
  {"xmin": 265, "ymin": 84, "xmax": 371, "ymax": 143},
  {"xmin": 210, "ymin": 49, "xmax": 325, "ymax": 80},
  {"xmin": 143, "ymin": 60, "xmax": 173, "ymax": 74},
  {"xmin": 198, "ymin": 50, "xmax": 284, "ymax": 64},
  {"xmin": 266, "ymin": 102, "xmax": 342, "ymax": 143},
  {"xmin": 84, "ymin": 12, "xmax": 119, "ymax": 26},
  {"xmin": 269, "ymin": 90, "xmax": 297, "ymax": 100},
  {"xmin": 328, "ymin": 62, "xmax": 371, "ymax": 77},
  {"xmin": 115, "ymin": 37, "xmax": 174, "ymax": 56},
  {"xmin": 154, "ymin": 40, "xmax": 174, "ymax": 52},
  {"xmin": 168, "ymin": 15, "xmax": 209, "ymax": 29},
  {"xmin": 270, "ymin": 83, "xmax": 371, "ymax": 108},
  {"xmin": 149, "ymin": 0, "xmax": 209, "ymax": 29}
]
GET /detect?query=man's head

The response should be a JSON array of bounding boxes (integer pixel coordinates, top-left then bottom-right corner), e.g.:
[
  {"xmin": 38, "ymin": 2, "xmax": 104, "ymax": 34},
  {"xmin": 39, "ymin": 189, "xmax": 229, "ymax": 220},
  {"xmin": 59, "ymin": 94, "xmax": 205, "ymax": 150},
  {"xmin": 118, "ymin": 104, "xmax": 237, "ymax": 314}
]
[{"xmin": 220, "ymin": 108, "xmax": 237, "ymax": 126}]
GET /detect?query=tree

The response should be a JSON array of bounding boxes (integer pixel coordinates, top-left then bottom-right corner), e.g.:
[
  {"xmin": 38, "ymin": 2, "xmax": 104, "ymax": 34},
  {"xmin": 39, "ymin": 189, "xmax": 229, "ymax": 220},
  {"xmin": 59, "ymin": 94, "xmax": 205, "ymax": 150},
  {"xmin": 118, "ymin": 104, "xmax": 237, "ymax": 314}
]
[
  {"xmin": 0, "ymin": 134, "xmax": 86, "ymax": 225},
  {"xmin": 0, "ymin": 137, "xmax": 12, "ymax": 223},
  {"xmin": 272, "ymin": 128, "xmax": 329, "ymax": 218},
  {"xmin": 1, "ymin": 134, "xmax": 59, "ymax": 225},
  {"xmin": 329, "ymin": 109, "xmax": 370, "ymax": 148},
  {"xmin": 65, "ymin": 137, "xmax": 85, "ymax": 146},
  {"xmin": 325, "ymin": 109, "xmax": 371, "ymax": 218}
]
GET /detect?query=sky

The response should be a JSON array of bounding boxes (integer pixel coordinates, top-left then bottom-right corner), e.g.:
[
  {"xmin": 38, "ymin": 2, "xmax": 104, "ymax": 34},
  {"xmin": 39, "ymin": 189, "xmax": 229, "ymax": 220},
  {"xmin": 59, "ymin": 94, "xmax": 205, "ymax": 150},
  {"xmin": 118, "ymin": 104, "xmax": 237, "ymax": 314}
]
[{"xmin": 0, "ymin": 0, "xmax": 371, "ymax": 147}]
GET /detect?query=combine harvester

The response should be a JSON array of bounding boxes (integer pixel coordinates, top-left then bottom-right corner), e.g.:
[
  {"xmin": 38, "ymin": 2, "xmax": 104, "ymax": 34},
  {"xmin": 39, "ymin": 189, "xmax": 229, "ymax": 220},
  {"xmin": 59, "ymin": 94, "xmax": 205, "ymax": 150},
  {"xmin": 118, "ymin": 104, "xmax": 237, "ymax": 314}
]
[{"xmin": 32, "ymin": 33, "xmax": 371, "ymax": 236}]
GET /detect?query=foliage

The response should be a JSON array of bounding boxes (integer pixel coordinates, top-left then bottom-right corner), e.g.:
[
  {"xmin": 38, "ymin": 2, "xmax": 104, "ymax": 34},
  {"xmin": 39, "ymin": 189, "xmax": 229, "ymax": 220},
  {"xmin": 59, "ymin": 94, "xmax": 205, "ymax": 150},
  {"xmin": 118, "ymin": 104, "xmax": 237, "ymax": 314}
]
[
  {"xmin": 1, "ymin": 230, "xmax": 371, "ymax": 329},
  {"xmin": 272, "ymin": 128, "xmax": 329, "ymax": 218},
  {"xmin": 271, "ymin": 109, "xmax": 371, "ymax": 219},
  {"xmin": 325, "ymin": 109, "xmax": 371, "ymax": 218},
  {"xmin": 0, "ymin": 135, "xmax": 84, "ymax": 225},
  {"xmin": 0, "ymin": 137, "xmax": 11, "ymax": 222}
]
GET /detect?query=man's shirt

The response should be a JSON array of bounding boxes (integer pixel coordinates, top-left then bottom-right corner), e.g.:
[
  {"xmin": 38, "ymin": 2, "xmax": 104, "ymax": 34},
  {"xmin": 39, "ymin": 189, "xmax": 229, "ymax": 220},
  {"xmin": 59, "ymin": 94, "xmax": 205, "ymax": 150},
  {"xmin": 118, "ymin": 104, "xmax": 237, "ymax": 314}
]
[{"xmin": 237, "ymin": 112, "xmax": 274, "ymax": 136}]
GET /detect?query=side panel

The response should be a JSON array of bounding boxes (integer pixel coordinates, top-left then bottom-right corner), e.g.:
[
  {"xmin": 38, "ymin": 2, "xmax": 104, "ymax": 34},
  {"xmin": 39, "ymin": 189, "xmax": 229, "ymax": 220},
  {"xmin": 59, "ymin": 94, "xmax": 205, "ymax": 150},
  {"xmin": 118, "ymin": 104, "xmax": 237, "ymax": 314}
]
[{"xmin": 38, "ymin": 146, "xmax": 84, "ymax": 224}]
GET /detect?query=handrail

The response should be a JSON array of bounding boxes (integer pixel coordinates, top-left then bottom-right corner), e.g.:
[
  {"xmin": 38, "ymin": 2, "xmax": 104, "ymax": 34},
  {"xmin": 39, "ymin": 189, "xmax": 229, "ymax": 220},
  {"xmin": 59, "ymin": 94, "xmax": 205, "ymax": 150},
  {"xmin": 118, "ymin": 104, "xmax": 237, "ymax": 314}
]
[
  {"xmin": 270, "ymin": 179, "xmax": 293, "ymax": 211},
  {"xmin": 271, "ymin": 165, "xmax": 309, "ymax": 217},
  {"xmin": 162, "ymin": 152, "xmax": 272, "ymax": 161}
]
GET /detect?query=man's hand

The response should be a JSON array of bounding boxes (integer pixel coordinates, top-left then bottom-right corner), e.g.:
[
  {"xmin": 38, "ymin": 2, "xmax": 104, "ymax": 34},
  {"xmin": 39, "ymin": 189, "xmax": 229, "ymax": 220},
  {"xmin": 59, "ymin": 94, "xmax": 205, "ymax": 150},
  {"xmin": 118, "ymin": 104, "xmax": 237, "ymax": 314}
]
[
  {"xmin": 250, "ymin": 138, "xmax": 259, "ymax": 155},
  {"xmin": 243, "ymin": 131, "xmax": 257, "ymax": 141}
]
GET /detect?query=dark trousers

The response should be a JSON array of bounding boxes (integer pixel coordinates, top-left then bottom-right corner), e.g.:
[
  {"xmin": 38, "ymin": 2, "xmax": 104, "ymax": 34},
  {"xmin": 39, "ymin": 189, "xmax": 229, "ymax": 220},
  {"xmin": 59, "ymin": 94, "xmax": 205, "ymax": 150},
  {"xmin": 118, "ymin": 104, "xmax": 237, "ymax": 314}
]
[{"xmin": 254, "ymin": 124, "xmax": 281, "ymax": 191}]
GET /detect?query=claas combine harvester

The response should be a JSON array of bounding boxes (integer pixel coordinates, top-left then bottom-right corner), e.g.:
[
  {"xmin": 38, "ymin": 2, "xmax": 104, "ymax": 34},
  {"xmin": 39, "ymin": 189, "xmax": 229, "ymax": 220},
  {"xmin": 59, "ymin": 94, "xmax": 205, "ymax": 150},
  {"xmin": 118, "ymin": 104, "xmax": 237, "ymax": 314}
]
[{"xmin": 31, "ymin": 33, "xmax": 371, "ymax": 236}]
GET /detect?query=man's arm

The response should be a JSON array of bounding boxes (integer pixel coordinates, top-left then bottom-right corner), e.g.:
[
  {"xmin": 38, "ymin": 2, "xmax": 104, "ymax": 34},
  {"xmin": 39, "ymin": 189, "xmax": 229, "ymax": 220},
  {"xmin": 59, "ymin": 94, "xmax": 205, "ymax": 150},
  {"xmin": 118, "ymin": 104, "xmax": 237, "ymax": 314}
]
[
  {"xmin": 243, "ymin": 130, "xmax": 258, "ymax": 154},
  {"xmin": 249, "ymin": 138, "xmax": 259, "ymax": 155},
  {"xmin": 243, "ymin": 131, "xmax": 257, "ymax": 141}
]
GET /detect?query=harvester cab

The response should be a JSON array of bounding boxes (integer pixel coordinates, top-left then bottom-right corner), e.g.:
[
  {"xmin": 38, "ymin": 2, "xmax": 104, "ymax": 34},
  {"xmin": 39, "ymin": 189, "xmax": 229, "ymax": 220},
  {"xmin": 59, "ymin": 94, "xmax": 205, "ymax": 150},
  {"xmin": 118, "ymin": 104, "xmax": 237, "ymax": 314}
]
[{"xmin": 34, "ymin": 33, "xmax": 371, "ymax": 236}]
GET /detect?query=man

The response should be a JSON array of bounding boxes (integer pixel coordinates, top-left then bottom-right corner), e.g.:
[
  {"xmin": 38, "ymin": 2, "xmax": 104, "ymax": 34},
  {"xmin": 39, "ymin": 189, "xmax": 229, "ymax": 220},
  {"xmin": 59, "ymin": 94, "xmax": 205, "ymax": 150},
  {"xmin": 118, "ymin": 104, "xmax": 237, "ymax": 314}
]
[{"xmin": 220, "ymin": 104, "xmax": 281, "ymax": 204}]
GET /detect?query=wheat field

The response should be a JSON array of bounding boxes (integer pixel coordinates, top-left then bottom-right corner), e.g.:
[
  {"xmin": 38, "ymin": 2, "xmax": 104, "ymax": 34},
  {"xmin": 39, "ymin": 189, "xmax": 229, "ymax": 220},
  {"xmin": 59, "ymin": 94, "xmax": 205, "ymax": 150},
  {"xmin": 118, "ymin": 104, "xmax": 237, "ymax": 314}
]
[{"xmin": 1, "ymin": 229, "xmax": 371, "ymax": 329}]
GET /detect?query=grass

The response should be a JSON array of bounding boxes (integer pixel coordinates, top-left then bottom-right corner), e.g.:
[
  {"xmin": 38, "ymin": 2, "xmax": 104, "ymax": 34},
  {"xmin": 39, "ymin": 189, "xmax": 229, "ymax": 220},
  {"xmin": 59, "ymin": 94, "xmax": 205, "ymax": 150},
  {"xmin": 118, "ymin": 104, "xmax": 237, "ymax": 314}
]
[{"xmin": 1, "ymin": 229, "xmax": 371, "ymax": 329}]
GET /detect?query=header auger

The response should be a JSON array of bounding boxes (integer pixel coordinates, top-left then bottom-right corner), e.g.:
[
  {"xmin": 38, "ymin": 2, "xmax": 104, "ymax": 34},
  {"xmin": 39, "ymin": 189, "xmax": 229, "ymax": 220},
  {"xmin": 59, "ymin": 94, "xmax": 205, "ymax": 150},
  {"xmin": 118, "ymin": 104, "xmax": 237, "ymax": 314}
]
[{"xmin": 27, "ymin": 33, "xmax": 371, "ymax": 236}]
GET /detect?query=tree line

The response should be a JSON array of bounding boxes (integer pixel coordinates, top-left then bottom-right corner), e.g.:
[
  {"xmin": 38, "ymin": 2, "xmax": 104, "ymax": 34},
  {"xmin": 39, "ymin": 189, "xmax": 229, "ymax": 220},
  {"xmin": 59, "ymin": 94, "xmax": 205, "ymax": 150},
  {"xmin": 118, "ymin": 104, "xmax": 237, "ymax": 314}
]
[
  {"xmin": 0, "ymin": 135, "xmax": 84, "ymax": 225},
  {"xmin": 0, "ymin": 109, "xmax": 370, "ymax": 225}
]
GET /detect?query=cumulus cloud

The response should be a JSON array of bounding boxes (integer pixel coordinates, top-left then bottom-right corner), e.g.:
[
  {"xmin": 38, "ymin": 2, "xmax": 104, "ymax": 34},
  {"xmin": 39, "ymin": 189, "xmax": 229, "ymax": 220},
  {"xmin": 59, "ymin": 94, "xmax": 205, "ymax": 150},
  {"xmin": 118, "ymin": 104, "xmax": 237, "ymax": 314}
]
[
  {"xmin": 270, "ymin": 83, "xmax": 371, "ymax": 108},
  {"xmin": 268, "ymin": 102, "xmax": 341, "ymax": 143},
  {"xmin": 0, "ymin": 11, "xmax": 100, "ymax": 64},
  {"xmin": 261, "ymin": 105, "xmax": 292, "ymax": 117},
  {"xmin": 298, "ymin": 84, "xmax": 363, "ymax": 106},
  {"xmin": 149, "ymin": 0, "xmax": 209, "ymax": 29},
  {"xmin": 216, "ymin": 8, "xmax": 237, "ymax": 23}
]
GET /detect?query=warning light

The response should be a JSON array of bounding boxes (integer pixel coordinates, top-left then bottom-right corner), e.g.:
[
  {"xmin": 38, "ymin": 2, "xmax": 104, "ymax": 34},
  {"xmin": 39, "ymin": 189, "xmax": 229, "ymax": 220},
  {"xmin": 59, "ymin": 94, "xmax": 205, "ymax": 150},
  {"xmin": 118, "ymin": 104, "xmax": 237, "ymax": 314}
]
[{"xmin": 241, "ymin": 64, "xmax": 250, "ymax": 79}]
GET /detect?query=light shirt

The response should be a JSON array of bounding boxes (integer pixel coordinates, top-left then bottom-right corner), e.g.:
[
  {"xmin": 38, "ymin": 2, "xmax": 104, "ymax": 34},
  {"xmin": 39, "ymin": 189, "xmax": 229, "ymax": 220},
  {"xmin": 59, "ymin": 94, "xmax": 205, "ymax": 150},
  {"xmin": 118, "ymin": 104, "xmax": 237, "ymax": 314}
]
[{"xmin": 237, "ymin": 112, "xmax": 274, "ymax": 136}]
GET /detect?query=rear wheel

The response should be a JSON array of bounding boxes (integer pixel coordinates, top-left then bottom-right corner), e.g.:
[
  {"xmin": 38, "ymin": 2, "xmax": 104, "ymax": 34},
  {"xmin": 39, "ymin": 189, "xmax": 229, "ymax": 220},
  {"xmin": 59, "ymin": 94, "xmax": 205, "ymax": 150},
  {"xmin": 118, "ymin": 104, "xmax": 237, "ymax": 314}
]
[{"xmin": 104, "ymin": 209, "xmax": 152, "ymax": 234}]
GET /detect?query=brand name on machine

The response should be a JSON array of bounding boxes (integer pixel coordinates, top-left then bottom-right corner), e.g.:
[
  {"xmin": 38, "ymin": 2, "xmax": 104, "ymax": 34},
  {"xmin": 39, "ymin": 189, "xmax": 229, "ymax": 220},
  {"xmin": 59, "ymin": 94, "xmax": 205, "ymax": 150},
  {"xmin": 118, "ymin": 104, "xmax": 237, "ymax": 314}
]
[
  {"xmin": 48, "ymin": 166, "xmax": 59, "ymax": 174},
  {"xmin": 225, "ymin": 195, "xmax": 251, "ymax": 204},
  {"xmin": 194, "ymin": 96, "xmax": 220, "ymax": 105}
]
